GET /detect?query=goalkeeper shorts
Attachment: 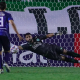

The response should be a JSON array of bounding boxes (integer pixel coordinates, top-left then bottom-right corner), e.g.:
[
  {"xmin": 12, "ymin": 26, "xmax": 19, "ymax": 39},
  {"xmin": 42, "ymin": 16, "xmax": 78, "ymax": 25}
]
[{"xmin": 43, "ymin": 45, "xmax": 64, "ymax": 60}]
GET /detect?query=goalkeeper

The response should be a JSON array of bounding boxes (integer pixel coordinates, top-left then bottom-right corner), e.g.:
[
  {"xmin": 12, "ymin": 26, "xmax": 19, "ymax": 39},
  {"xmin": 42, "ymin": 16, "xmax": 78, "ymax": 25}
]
[{"xmin": 14, "ymin": 32, "xmax": 80, "ymax": 63}]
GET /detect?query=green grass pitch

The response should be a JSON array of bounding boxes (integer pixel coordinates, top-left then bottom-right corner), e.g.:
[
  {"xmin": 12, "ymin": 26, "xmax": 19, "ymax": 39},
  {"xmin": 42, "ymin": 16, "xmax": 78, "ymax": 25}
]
[{"xmin": 0, "ymin": 67, "xmax": 80, "ymax": 80}]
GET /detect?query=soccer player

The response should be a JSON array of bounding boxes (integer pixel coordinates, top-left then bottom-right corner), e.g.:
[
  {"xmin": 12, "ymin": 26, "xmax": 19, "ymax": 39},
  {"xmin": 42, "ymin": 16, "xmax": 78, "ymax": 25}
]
[
  {"xmin": 0, "ymin": 2, "xmax": 23, "ymax": 74},
  {"xmin": 16, "ymin": 32, "xmax": 80, "ymax": 64}
]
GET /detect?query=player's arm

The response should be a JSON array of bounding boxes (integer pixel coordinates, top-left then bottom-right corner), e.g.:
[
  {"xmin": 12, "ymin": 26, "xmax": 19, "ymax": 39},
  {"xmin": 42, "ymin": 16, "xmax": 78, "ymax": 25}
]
[
  {"xmin": 46, "ymin": 33, "xmax": 55, "ymax": 38},
  {"xmin": 9, "ymin": 20, "xmax": 23, "ymax": 41},
  {"xmin": 18, "ymin": 46, "xmax": 23, "ymax": 50},
  {"xmin": 10, "ymin": 43, "xmax": 28, "ymax": 53},
  {"xmin": 18, "ymin": 43, "xmax": 29, "ymax": 50},
  {"xmin": 46, "ymin": 32, "xmax": 62, "ymax": 38},
  {"xmin": 39, "ymin": 32, "xmax": 61, "ymax": 40},
  {"xmin": 38, "ymin": 33, "xmax": 55, "ymax": 40}
]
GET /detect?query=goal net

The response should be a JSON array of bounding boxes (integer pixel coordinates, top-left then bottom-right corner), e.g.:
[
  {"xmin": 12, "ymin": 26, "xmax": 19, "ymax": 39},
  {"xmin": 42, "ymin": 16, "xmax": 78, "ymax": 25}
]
[{"xmin": 1, "ymin": 0, "xmax": 80, "ymax": 67}]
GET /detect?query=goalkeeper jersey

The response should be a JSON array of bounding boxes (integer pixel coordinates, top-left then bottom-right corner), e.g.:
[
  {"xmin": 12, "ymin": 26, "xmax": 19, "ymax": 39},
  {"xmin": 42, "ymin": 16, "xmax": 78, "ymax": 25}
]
[{"xmin": 21, "ymin": 35, "xmax": 57, "ymax": 56}]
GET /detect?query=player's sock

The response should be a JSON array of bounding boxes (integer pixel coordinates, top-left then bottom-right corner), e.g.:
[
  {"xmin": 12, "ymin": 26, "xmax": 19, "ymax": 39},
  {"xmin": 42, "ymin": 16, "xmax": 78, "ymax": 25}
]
[
  {"xmin": 4, "ymin": 52, "xmax": 10, "ymax": 72},
  {"xmin": 1, "ymin": 62, "xmax": 3, "ymax": 69},
  {"xmin": 0, "ymin": 55, "xmax": 2, "ymax": 69},
  {"xmin": 64, "ymin": 57, "xmax": 78, "ymax": 63},
  {"xmin": 67, "ymin": 51, "xmax": 80, "ymax": 57},
  {"xmin": 4, "ymin": 52, "xmax": 9, "ymax": 64}
]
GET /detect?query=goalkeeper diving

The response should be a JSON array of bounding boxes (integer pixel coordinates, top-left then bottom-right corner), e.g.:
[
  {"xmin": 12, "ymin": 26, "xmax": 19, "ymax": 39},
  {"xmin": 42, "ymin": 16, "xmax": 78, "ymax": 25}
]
[{"xmin": 11, "ymin": 32, "xmax": 80, "ymax": 63}]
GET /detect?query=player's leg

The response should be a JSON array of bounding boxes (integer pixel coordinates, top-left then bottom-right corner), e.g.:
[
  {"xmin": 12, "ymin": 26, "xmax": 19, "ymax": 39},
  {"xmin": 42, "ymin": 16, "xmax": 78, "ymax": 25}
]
[
  {"xmin": 3, "ymin": 51, "xmax": 10, "ymax": 72},
  {"xmin": 0, "ymin": 41, "xmax": 3, "ymax": 74},
  {"xmin": 60, "ymin": 55, "xmax": 80, "ymax": 63},
  {"xmin": 0, "ymin": 51, "xmax": 3, "ymax": 74},
  {"xmin": 55, "ymin": 46, "xmax": 80, "ymax": 58},
  {"xmin": 1, "ymin": 36, "xmax": 10, "ymax": 72},
  {"xmin": 44, "ymin": 52, "xmax": 80, "ymax": 63},
  {"xmin": 43, "ymin": 50, "xmax": 79, "ymax": 63},
  {"xmin": 55, "ymin": 46, "xmax": 80, "ymax": 63},
  {"xmin": 63, "ymin": 49, "xmax": 80, "ymax": 58}
]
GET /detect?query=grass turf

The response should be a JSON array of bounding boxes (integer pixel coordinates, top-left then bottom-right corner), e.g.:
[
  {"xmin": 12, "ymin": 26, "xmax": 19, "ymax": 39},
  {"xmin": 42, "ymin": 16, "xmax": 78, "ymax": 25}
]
[{"xmin": 0, "ymin": 67, "xmax": 80, "ymax": 80}]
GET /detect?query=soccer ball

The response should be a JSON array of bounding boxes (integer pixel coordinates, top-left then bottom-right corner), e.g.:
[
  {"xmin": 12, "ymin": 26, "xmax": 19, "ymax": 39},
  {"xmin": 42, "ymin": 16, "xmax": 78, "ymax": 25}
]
[{"xmin": 10, "ymin": 45, "xmax": 19, "ymax": 53}]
